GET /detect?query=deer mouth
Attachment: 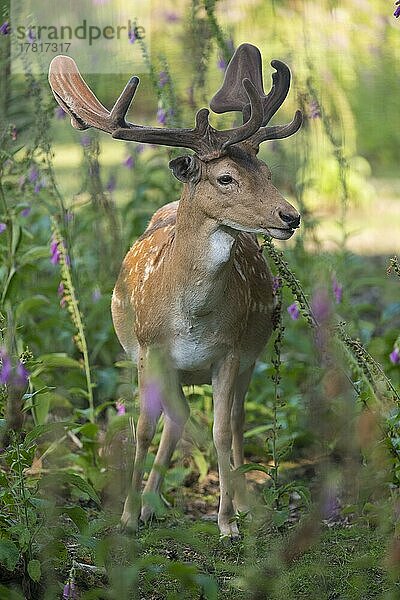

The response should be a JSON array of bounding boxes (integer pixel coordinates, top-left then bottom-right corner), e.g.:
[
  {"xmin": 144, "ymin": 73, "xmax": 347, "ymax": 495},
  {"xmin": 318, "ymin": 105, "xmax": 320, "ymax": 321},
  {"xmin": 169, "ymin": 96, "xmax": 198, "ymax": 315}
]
[{"xmin": 265, "ymin": 227, "xmax": 295, "ymax": 240}]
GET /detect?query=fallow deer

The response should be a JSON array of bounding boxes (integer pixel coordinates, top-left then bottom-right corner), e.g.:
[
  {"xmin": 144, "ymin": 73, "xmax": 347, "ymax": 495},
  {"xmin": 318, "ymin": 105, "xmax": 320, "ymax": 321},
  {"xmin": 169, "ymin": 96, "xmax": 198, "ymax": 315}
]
[{"xmin": 48, "ymin": 43, "xmax": 302, "ymax": 538}]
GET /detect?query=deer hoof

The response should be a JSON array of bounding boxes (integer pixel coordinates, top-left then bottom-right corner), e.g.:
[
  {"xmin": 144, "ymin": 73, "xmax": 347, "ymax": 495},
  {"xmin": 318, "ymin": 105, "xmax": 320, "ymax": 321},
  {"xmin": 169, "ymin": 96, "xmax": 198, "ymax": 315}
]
[{"xmin": 218, "ymin": 520, "xmax": 240, "ymax": 540}]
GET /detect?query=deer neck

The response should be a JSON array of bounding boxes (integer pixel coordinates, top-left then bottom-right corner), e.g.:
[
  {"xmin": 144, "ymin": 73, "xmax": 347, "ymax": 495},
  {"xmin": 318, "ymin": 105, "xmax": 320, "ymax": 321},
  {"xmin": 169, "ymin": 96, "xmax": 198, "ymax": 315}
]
[{"xmin": 171, "ymin": 186, "xmax": 238, "ymax": 312}]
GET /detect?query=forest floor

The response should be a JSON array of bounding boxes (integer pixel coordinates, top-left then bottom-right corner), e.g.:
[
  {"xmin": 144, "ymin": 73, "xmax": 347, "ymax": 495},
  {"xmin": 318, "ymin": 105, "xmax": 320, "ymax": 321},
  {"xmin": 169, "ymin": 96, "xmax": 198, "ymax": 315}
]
[{"xmin": 67, "ymin": 470, "xmax": 397, "ymax": 600}]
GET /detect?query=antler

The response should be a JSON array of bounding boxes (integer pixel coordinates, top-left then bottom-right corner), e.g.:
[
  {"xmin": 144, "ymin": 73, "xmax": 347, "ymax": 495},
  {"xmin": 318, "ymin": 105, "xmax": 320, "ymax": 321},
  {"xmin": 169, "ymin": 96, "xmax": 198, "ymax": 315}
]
[
  {"xmin": 210, "ymin": 43, "xmax": 302, "ymax": 149},
  {"xmin": 48, "ymin": 55, "xmax": 264, "ymax": 161}
]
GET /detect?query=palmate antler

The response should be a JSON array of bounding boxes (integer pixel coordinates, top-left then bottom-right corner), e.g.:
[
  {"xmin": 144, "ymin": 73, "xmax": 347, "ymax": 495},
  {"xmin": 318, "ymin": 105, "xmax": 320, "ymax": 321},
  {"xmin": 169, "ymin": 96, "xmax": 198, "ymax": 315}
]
[
  {"xmin": 210, "ymin": 43, "xmax": 302, "ymax": 150},
  {"xmin": 48, "ymin": 55, "xmax": 264, "ymax": 161},
  {"xmin": 48, "ymin": 44, "xmax": 301, "ymax": 160}
]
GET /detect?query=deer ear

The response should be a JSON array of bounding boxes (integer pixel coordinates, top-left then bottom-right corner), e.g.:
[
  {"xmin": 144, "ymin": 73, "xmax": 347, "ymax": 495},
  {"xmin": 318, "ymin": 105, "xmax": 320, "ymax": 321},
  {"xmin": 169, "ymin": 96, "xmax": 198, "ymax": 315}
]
[{"xmin": 169, "ymin": 155, "xmax": 201, "ymax": 183}]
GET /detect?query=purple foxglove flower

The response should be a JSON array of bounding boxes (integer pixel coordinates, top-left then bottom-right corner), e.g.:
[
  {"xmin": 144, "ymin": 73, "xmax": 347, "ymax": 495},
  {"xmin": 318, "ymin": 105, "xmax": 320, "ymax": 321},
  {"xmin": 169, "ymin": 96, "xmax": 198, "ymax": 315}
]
[
  {"xmin": 390, "ymin": 348, "xmax": 400, "ymax": 365},
  {"xmin": 287, "ymin": 302, "xmax": 300, "ymax": 320},
  {"xmin": 21, "ymin": 207, "xmax": 31, "ymax": 217},
  {"xmin": 123, "ymin": 155, "xmax": 134, "ymax": 169},
  {"xmin": 92, "ymin": 287, "xmax": 101, "ymax": 302},
  {"xmin": 116, "ymin": 400, "xmax": 126, "ymax": 415},
  {"xmin": 28, "ymin": 166, "xmax": 39, "ymax": 183},
  {"xmin": 63, "ymin": 581, "xmax": 77, "ymax": 599},
  {"xmin": 128, "ymin": 28, "xmax": 136, "ymax": 43},
  {"xmin": 80, "ymin": 135, "xmax": 91, "ymax": 147},
  {"xmin": 106, "ymin": 175, "xmax": 116, "ymax": 193},
  {"xmin": 58, "ymin": 282, "xmax": 64, "ymax": 296},
  {"xmin": 217, "ymin": 57, "xmax": 227, "ymax": 71},
  {"xmin": 50, "ymin": 239, "xmax": 60, "ymax": 265},
  {"xmin": 143, "ymin": 380, "xmax": 163, "ymax": 420},
  {"xmin": 226, "ymin": 38, "xmax": 235, "ymax": 54},
  {"xmin": 34, "ymin": 179, "xmax": 45, "ymax": 194},
  {"xmin": 55, "ymin": 106, "xmax": 66, "ymax": 119},
  {"xmin": 311, "ymin": 288, "xmax": 331, "ymax": 322},
  {"xmin": 187, "ymin": 85, "xmax": 194, "ymax": 105},
  {"xmin": 0, "ymin": 21, "xmax": 10, "ymax": 35},
  {"xmin": 0, "ymin": 349, "xmax": 12, "ymax": 384},
  {"xmin": 157, "ymin": 108, "xmax": 167, "ymax": 126},
  {"xmin": 14, "ymin": 362, "xmax": 29, "ymax": 387},
  {"xmin": 395, "ymin": 1, "xmax": 400, "ymax": 18},
  {"xmin": 158, "ymin": 71, "xmax": 169, "ymax": 88},
  {"xmin": 309, "ymin": 99, "xmax": 321, "ymax": 119},
  {"xmin": 0, "ymin": 223, "xmax": 6, "ymax": 234},
  {"xmin": 163, "ymin": 11, "xmax": 179, "ymax": 22},
  {"xmin": 272, "ymin": 276, "xmax": 281, "ymax": 294},
  {"xmin": 332, "ymin": 276, "xmax": 343, "ymax": 304},
  {"xmin": 26, "ymin": 28, "xmax": 35, "ymax": 43}
]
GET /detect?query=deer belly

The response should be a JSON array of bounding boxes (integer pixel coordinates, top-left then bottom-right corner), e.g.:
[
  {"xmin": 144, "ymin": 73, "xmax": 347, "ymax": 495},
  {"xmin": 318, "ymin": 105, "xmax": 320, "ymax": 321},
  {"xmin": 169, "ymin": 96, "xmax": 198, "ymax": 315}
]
[{"xmin": 169, "ymin": 327, "xmax": 226, "ymax": 371}]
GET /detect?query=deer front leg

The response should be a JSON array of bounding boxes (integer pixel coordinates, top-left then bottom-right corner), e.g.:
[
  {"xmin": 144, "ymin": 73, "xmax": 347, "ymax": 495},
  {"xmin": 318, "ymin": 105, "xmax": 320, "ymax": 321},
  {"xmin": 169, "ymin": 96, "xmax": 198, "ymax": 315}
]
[
  {"xmin": 212, "ymin": 354, "xmax": 240, "ymax": 538},
  {"xmin": 121, "ymin": 347, "xmax": 162, "ymax": 532},
  {"xmin": 231, "ymin": 365, "xmax": 254, "ymax": 515},
  {"xmin": 141, "ymin": 385, "xmax": 189, "ymax": 522}
]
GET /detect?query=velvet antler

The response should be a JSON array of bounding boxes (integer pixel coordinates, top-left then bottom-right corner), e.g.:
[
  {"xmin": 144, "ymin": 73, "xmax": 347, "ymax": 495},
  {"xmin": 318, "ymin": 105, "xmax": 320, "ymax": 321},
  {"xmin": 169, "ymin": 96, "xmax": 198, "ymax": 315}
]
[
  {"xmin": 210, "ymin": 43, "xmax": 302, "ymax": 150},
  {"xmin": 48, "ymin": 55, "xmax": 264, "ymax": 161}
]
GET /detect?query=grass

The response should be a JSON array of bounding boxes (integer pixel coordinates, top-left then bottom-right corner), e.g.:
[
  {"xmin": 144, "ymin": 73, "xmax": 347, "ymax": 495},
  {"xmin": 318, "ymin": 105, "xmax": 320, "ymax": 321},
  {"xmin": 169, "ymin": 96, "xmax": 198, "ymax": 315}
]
[{"xmin": 56, "ymin": 512, "xmax": 396, "ymax": 599}]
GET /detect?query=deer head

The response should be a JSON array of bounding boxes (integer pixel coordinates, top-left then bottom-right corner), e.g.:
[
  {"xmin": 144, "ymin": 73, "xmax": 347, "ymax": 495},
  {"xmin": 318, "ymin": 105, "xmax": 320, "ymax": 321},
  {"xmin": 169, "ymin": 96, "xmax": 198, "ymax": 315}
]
[{"xmin": 48, "ymin": 43, "xmax": 302, "ymax": 239}]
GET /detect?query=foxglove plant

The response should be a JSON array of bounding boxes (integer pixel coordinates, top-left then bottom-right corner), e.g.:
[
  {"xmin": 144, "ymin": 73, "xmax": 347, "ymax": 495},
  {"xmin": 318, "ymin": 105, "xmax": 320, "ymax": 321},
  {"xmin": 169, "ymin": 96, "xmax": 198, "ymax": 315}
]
[
  {"xmin": 390, "ymin": 348, "xmax": 400, "ymax": 365},
  {"xmin": 51, "ymin": 220, "xmax": 95, "ymax": 422}
]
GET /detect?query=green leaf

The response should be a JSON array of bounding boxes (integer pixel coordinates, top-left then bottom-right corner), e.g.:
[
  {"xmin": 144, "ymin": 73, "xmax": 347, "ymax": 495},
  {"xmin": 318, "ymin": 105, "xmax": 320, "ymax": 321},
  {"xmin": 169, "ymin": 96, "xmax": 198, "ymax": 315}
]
[
  {"xmin": 195, "ymin": 574, "xmax": 218, "ymax": 600},
  {"xmin": 12, "ymin": 224, "xmax": 22, "ymax": 256},
  {"xmin": 32, "ymin": 392, "xmax": 51, "ymax": 425},
  {"xmin": 43, "ymin": 472, "xmax": 101, "ymax": 506},
  {"xmin": 192, "ymin": 447, "xmax": 208, "ymax": 482},
  {"xmin": 272, "ymin": 508, "xmax": 290, "ymax": 528},
  {"xmin": 37, "ymin": 354, "xmax": 82, "ymax": 369},
  {"xmin": 18, "ymin": 528, "xmax": 31, "ymax": 551},
  {"xmin": 0, "ymin": 539, "xmax": 19, "ymax": 571},
  {"xmin": 19, "ymin": 246, "xmax": 50, "ymax": 266},
  {"xmin": 263, "ymin": 487, "xmax": 279, "ymax": 506},
  {"xmin": 24, "ymin": 421, "xmax": 72, "ymax": 448},
  {"xmin": 114, "ymin": 360, "xmax": 134, "ymax": 369},
  {"xmin": 15, "ymin": 295, "xmax": 50, "ymax": 322},
  {"xmin": 68, "ymin": 387, "xmax": 89, "ymax": 399},
  {"xmin": 0, "ymin": 584, "xmax": 24, "ymax": 600},
  {"xmin": 236, "ymin": 463, "xmax": 272, "ymax": 476},
  {"xmin": 76, "ymin": 422, "xmax": 99, "ymax": 439},
  {"xmin": 27, "ymin": 559, "xmax": 41, "ymax": 582},
  {"xmin": 244, "ymin": 424, "xmax": 273, "ymax": 438},
  {"xmin": 63, "ymin": 506, "xmax": 89, "ymax": 533}
]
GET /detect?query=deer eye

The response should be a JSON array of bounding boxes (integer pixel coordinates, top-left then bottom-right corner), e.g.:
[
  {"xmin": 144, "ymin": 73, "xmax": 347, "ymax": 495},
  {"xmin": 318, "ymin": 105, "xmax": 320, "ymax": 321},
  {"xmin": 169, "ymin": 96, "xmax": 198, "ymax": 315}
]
[{"xmin": 217, "ymin": 174, "xmax": 233, "ymax": 185}]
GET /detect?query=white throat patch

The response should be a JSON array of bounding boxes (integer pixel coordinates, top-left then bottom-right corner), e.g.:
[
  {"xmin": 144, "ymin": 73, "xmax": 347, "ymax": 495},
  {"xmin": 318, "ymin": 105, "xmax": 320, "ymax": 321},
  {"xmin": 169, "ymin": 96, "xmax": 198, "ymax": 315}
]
[{"xmin": 207, "ymin": 228, "xmax": 235, "ymax": 270}]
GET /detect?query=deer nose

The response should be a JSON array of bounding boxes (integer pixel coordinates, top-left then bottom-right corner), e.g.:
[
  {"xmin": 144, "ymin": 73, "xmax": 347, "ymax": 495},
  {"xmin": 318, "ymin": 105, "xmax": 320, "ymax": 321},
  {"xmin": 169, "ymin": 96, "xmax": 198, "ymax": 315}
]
[{"xmin": 278, "ymin": 210, "xmax": 301, "ymax": 229}]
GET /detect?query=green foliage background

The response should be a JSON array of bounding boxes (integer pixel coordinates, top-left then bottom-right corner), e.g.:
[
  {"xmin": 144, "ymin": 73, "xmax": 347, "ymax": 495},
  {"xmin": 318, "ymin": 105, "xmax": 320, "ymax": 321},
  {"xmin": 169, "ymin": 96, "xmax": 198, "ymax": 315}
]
[{"xmin": 0, "ymin": 0, "xmax": 400, "ymax": 598}]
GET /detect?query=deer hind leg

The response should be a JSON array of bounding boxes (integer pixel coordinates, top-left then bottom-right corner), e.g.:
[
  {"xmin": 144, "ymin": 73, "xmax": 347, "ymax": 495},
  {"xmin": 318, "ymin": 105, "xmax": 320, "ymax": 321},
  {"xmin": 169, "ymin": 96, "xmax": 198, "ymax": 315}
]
[
  {"xmin": 212, "ymin": 354, "xmax": 240, "ymax": 538},
  {"xmin": 231, "ymin": 365, "xmax": 254, "ymax": 516},
  {"xmin": 121, "ymin": 347, "xmax": 162, "ymax": 532},
  {"xmin": 140, "ymin": 384, "xmax": 189, "ymax": 523}
]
